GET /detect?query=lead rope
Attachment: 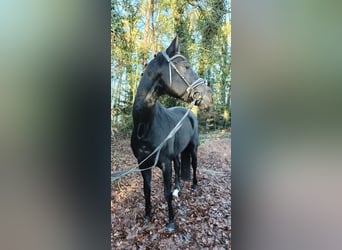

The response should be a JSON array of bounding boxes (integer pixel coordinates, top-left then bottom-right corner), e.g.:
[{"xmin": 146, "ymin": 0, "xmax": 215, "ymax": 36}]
[{"xmin": 111, "ymin": 99, "xmax": 197, "ymax": 182}]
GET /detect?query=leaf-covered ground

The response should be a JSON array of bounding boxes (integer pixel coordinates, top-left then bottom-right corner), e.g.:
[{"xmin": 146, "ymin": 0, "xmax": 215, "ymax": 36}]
[{"xmin": 111, "ymin": 131, "xmax": 231, "ymax": 249}]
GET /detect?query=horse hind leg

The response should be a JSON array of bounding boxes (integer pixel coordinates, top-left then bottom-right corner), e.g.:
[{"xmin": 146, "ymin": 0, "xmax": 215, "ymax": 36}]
[
  {"xmin": 162, "ymin": 161, "xmax": 175, "ymax": 231},
  {"xmin": 172, "ymin": 155, "xmax": 180, "ymax": 198}
]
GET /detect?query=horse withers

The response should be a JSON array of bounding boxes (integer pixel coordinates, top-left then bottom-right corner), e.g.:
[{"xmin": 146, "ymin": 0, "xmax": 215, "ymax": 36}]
[{"xmin": 131, "ymin": 36, "xmax": 213, "ymax": 231}]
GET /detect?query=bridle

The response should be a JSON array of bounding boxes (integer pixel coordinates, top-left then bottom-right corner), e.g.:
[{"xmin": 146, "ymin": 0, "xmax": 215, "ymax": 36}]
[{"xmin": 161, "ymin": 51, "xmax": 205, "ymax": 102}]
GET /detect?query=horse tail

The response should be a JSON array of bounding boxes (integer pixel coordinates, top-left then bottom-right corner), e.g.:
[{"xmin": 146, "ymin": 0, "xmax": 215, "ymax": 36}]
[
  {"xmin": 181, "ymin": 112, "xmax": 199, "ymax": 181},
  {"xmin": 181, "ymin": 145, "xmax": 191, "ymax": 181},
  {"xmin": 180, "ymin": 146, "xmax": 191, "ymax": 181}
]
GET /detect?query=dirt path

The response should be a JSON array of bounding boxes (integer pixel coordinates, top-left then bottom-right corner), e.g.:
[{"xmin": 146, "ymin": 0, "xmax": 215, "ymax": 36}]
[{"xmin": 111, "ymin": 132, "xmax": 231, "ymax": 249}]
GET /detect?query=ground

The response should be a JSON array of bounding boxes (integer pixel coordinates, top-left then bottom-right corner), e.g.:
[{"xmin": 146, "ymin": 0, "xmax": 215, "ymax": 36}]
[{"xmin": 111, "ymin": 131, "xmax": 231, "ymax": 250}]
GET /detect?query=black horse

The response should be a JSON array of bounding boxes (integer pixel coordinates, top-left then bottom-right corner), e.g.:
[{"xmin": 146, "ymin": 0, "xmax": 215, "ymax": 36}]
[{"xmin": 131, "ymin": 36, "xmax": 213, "ymax": 231}]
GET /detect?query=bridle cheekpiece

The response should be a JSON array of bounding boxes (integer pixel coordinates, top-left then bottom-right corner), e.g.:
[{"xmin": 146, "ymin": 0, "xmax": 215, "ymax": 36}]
[{"xmin": 161, "ymin": 51, "xmax": 205, "ymax": 103}]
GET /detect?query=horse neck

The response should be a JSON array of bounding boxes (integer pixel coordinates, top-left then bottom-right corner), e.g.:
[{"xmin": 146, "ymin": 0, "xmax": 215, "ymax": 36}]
[{"xmin": 133, "ymin": 76, "xmax": 161, "ymax": 125}]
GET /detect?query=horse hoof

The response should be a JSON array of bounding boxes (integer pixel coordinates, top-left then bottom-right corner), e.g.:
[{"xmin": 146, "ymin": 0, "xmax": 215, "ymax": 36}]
[
  {"xmin": 166, "ymin": 222, "xmax": 175, "ymax": 232},
  {"xmin": 143, "ymin": 215, "xmax": 151, "ymax": 221}
]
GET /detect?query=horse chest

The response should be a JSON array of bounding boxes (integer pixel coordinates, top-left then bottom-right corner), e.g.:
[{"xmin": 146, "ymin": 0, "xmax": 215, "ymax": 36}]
[
  {"xmin": 136, "ymin": 142, "xmax": 153, "ymax": 156},
  {"xmin": 132, "ymin": 132, "xmax": 175, "ymax": 163}
]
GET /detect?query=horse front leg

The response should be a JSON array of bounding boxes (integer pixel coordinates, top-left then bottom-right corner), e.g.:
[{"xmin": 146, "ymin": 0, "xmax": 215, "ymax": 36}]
[
  {"xmin": 162, "ymin": 161, "xmax": 175, "ymax": 231},
  {"xmin": 172, "ymin": 155, "xmax": 180, "ymax": 198},
  {"xmin": 141, "ymin": 168, "xmax": 152, "ymax": 221}
]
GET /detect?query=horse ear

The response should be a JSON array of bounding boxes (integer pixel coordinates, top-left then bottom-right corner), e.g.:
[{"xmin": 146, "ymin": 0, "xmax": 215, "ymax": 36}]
[{"xmin": 166, "ymin": 35, "xmax": 179, "ymax": 56}]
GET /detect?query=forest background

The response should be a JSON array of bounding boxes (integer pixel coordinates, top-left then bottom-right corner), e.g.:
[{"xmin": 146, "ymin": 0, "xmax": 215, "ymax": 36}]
[{"xmin": 111, "ymin": 0, "xmax": 231, "ymax": 137}]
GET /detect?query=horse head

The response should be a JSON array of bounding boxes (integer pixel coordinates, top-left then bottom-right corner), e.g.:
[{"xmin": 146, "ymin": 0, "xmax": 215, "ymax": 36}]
[{"xmin": 142, "ymin": 36, "xmax": 213, "ymax": 110}]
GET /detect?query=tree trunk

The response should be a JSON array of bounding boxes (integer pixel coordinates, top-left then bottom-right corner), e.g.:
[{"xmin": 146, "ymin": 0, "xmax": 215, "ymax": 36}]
[
  {"xmin": 143, "ymin": 0, "xmax": 153, "ymax": 66},
  {"xmin": 151, "ymin": 0, "xmax": 156, "ymax": 55}
]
